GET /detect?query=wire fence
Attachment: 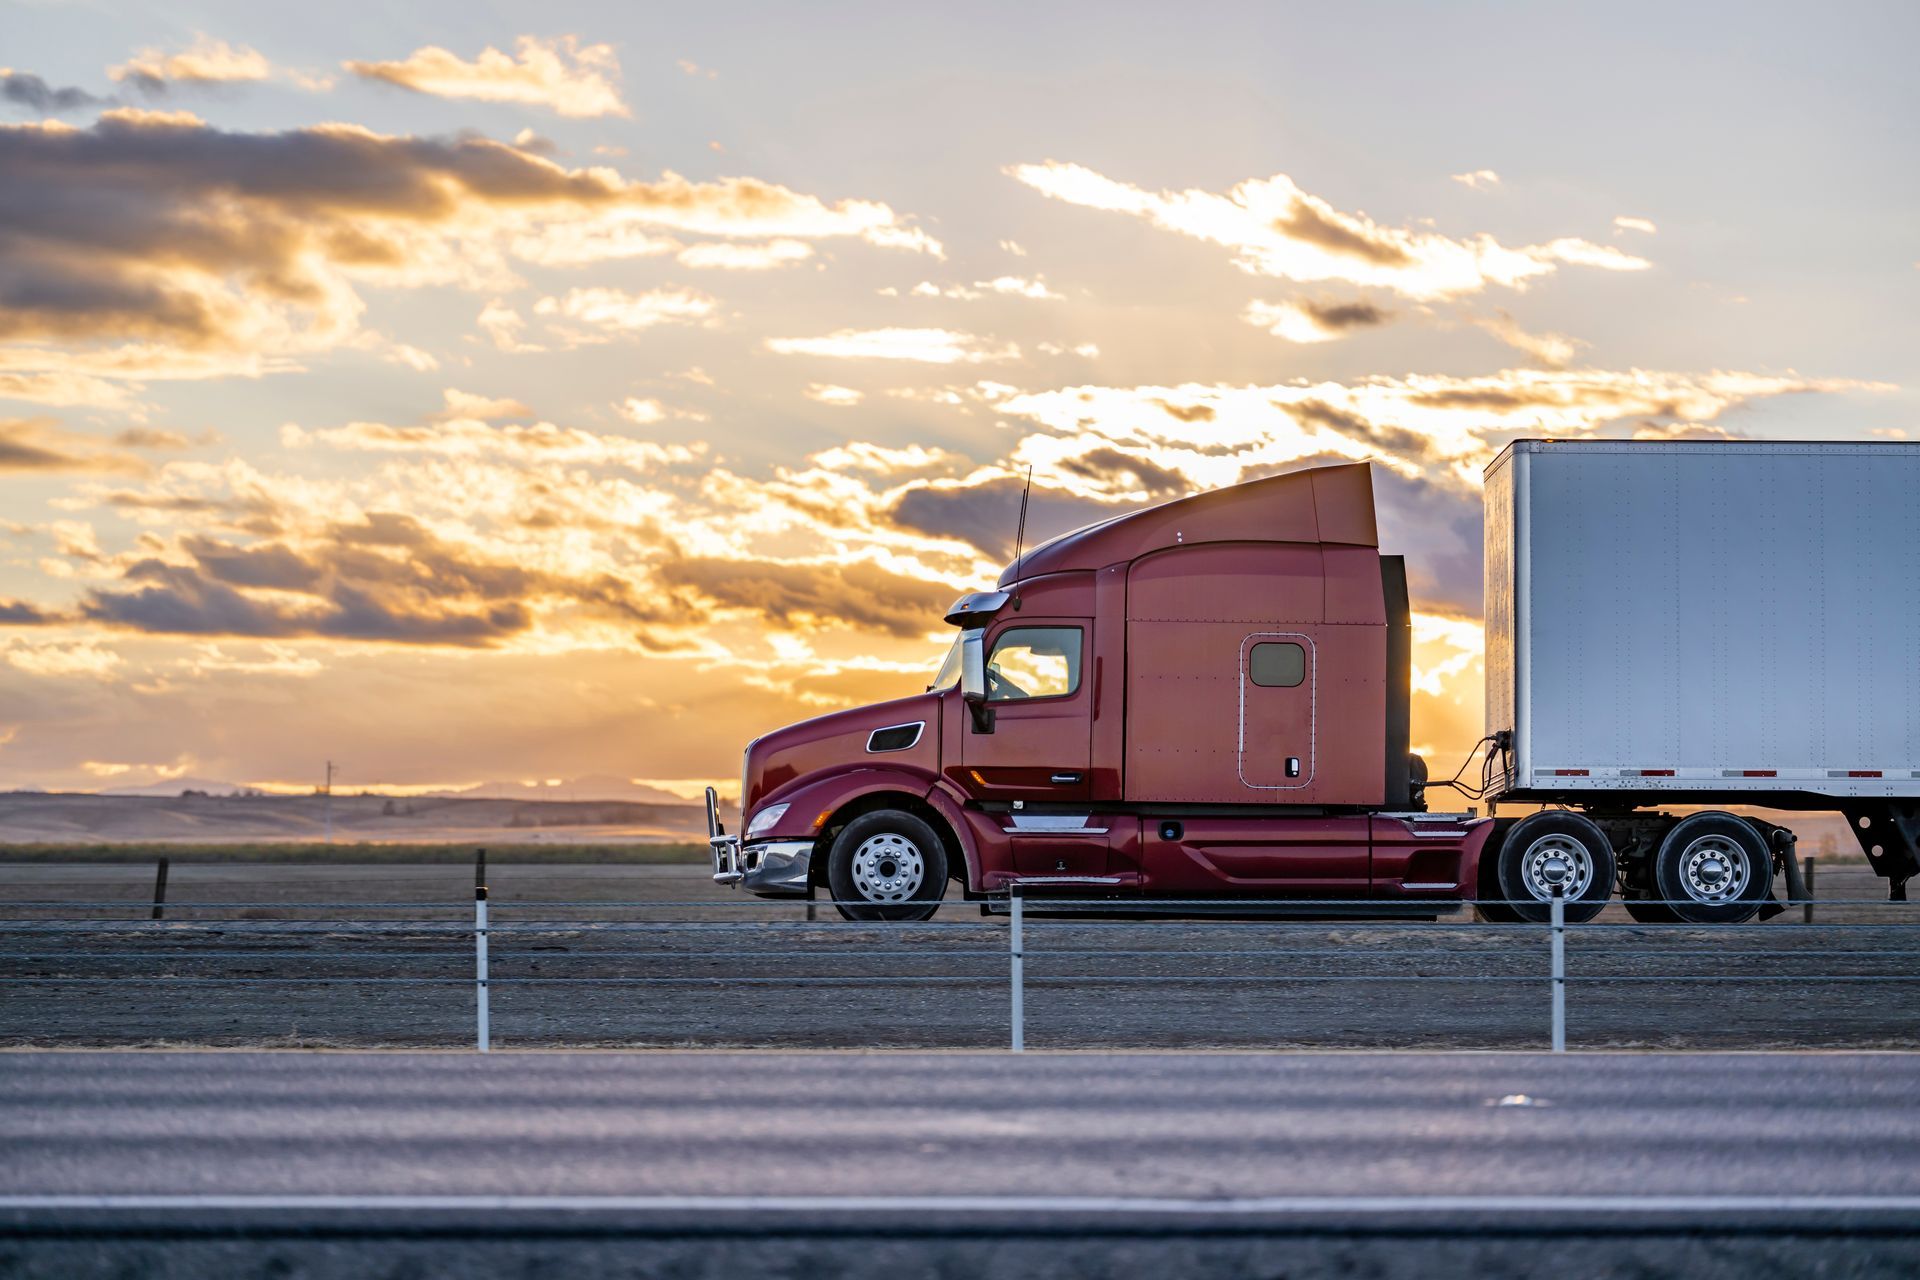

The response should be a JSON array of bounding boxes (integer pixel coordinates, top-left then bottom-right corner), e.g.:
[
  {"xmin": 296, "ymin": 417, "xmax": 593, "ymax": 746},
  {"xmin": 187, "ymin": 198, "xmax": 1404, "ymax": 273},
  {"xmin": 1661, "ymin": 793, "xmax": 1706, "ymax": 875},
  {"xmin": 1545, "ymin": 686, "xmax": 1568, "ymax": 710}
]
[{"xmin": 3, "ymin": 852, "xmax": 1917, "ymax": 1050}]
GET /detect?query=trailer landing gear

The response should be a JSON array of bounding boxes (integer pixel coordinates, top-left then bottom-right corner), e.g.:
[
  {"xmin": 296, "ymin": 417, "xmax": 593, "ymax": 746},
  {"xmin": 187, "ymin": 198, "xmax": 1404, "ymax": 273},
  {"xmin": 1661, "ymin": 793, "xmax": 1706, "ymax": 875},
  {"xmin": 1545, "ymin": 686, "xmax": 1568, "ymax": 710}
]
[{"xmin": 1839, "ymin": 802, "xmax": 1920, "ymax": 902}]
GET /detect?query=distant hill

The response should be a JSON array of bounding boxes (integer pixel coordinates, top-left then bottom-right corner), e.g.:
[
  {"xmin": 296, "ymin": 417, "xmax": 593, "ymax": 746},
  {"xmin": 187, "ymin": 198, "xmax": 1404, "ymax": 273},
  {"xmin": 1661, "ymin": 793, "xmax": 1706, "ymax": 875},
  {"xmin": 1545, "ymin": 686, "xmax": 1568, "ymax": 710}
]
[{"xmin": 0, "ymin": 791, "xmax": 706, "ymax": 845}]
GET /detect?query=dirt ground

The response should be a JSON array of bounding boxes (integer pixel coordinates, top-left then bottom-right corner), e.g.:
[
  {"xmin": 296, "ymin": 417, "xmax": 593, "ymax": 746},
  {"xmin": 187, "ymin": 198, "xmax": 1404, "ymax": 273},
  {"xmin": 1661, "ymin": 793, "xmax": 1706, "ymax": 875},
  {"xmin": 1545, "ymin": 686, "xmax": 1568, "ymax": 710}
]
[{"xmin": 2, "ymin": 861, "xmax": 1916, "ymax": 1052}]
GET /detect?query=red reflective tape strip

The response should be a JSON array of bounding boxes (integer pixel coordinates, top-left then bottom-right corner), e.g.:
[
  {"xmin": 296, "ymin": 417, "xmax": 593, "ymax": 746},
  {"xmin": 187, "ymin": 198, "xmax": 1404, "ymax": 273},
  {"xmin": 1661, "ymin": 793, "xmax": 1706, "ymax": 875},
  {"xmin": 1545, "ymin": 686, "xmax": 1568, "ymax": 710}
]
[
  {"xmin": 1850, "ymin": 770, "xmax": 1883, "ymax": 778},
  {"xmin": 1553, "ymin": 769, "xmax": 1589, "ymax": 777},
  {"xmin": 1743, "ymin": 769, "xmax": 1777, "ymax": 777},
  {"xmin": 1638, "ymin": 769, "xmax": 1676, "ymax": 777}
]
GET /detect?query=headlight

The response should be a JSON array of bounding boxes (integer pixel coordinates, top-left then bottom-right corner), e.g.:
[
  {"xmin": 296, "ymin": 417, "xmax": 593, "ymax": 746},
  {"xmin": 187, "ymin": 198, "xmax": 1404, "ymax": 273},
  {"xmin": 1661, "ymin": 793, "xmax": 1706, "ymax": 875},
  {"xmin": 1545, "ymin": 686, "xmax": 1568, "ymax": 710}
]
[{"xmin": 745, "ymin": 803, "xmax": 790, "ymax": 839}]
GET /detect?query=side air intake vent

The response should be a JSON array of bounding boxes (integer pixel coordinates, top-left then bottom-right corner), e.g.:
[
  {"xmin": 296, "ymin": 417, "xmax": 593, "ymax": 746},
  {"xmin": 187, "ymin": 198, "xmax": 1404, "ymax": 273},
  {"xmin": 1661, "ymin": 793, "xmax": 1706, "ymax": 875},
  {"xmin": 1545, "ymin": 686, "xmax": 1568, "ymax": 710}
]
[{"xmin": 866, "ymin": 721, "xmax": 925, "ymax": 753}]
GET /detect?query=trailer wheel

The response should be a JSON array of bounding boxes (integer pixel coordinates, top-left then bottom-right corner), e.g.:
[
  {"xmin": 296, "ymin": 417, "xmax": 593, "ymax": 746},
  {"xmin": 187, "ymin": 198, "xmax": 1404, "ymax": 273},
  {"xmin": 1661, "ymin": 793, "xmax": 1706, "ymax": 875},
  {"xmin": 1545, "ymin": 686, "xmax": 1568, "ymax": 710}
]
[
  {"xmin": 1650, "ymin": 812, "xmax": 1771, "ymax": 925},
  {"xmin": 1492, "ymin": 811, "xmax": 1615, "ymax": 923},
  {"xmin": 827, "ymin": 810, "xmax": 949, "ymax": 922}
]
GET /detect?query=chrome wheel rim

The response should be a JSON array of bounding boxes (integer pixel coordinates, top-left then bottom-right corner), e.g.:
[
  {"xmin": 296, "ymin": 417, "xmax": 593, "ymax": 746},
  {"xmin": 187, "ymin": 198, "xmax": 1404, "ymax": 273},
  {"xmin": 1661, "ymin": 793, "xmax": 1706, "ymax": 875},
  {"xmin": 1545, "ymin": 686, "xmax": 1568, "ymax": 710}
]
[
  {"xmin": 850, "ymin": 832, "xmax": 925, "ymax": 902},
  {"xmin": 1521, "ymin": 833, "xmax": 1594, "ymax": 901},
  {"xmin": 1678, "ymin": 834, "xmax": 1750, "ymax": 904}
]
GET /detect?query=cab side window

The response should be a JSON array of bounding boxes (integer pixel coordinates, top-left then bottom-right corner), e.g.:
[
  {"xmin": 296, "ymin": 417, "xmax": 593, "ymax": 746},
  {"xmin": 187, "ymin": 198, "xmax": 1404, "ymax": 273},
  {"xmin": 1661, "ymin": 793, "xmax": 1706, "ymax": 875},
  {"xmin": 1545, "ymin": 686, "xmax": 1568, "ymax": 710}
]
[{"xmin": 986, "ymin": 627, "xmax": 1081, "ymax": 702}]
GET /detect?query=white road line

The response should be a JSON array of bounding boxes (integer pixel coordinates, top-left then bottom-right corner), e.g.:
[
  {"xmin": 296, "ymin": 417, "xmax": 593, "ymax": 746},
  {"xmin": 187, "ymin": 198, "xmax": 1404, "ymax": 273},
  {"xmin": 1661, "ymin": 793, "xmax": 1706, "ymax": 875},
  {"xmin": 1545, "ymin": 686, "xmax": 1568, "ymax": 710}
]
[{"xmin": 2, "ymin": 1194, "xmax": 1920, "ymax": 1215}]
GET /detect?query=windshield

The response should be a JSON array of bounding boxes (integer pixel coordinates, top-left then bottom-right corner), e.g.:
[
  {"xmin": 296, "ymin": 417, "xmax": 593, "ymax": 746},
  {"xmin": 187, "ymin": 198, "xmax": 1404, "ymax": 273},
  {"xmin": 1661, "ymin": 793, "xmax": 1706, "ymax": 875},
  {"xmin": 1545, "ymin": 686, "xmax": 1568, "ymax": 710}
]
[{"xmin": 928, "ymin": 634, "xmax": 962, "ymax": 691}]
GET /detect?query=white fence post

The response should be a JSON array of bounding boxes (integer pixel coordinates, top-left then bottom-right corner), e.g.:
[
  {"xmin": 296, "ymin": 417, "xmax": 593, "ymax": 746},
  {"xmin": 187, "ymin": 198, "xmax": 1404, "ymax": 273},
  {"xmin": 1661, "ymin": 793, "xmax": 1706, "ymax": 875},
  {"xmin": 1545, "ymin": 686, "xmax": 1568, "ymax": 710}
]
[
  {"xmin": 1010, "ymin": 892, "xmax": 1024, "ymax": 1053},
  {"xmin": 1550, "ymin": 886, "xmax": 1566, "ymax": 1053},
  {"xmin": 475, "ymin": 884, "xmax": 491, "ymax": 1053}
]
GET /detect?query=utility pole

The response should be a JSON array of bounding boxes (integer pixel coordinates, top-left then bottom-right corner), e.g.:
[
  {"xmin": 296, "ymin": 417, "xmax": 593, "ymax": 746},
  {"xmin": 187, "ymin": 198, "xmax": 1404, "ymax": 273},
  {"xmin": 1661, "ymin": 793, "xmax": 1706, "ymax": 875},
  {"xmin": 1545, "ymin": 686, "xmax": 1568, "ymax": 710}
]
[{"xmin": 323, "ymin": 760, "xmax": 335, "ymax": 844}]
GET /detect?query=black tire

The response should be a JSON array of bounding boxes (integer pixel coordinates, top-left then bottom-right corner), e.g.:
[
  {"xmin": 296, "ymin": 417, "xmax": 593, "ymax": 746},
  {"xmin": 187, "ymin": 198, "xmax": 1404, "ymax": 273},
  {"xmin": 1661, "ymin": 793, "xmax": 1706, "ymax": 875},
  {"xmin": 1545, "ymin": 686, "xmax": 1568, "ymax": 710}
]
[
  {"xmin": 1491, "ymin": 811, "xmax": 1615, "ymax": 923},
  {"xmin": 827, "ymin": 810, "xmax": 949, "ymax": 922},
  {"xmin": 1650, "ymin": 812, "xmax": 1772, "ymax": 925}
]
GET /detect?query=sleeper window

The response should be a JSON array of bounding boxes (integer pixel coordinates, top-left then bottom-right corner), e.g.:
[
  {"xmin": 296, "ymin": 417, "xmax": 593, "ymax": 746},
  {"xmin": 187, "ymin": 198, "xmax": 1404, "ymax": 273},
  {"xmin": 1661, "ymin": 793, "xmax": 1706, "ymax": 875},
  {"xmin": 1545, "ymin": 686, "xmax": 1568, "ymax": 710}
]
[{"xmin": 1249, "ymin": 641, "xmax": 1305, "ymax": 687}]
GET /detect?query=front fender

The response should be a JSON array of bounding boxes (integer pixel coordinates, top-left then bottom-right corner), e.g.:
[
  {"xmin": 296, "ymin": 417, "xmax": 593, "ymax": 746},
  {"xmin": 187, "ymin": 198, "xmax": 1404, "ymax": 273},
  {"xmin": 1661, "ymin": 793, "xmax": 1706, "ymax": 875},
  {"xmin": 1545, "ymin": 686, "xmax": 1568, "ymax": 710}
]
[{"xmin": 747, "ymin": 767, "xmax": 941, "ymax": 842}]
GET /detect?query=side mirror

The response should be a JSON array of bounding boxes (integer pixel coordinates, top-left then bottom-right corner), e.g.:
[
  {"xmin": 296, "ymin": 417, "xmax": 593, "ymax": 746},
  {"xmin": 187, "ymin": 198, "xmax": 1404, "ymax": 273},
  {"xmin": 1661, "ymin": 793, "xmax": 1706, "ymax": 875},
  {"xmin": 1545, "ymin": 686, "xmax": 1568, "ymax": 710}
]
[{"xmin": 959, "ymin": 629, "xmax": 994, "ymax": 733}]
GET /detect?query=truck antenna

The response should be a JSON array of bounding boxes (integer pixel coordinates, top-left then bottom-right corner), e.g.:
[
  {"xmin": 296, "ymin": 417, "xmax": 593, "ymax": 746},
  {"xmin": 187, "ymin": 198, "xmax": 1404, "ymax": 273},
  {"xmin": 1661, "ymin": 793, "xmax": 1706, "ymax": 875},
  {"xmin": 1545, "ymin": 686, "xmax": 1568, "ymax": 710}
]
[{"xmin": 1010, "ymin": 465, "xmax": 1033, "ymax": 603}]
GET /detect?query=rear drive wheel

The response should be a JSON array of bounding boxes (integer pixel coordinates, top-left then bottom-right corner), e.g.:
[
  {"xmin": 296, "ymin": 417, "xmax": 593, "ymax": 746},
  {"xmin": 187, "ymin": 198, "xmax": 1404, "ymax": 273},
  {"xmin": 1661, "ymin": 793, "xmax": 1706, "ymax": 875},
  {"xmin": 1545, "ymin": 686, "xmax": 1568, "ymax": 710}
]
[
  {"xmin": 1650, "ymin": 812, "xmax": 1771, "ymax": 925},
  {"xmin": 827, "ymin": 810, "xmax": 949, "ymax": 922},
  {"xmin": 1492, "ymin": 811, "xmax": 1615, "ymax": 923}
]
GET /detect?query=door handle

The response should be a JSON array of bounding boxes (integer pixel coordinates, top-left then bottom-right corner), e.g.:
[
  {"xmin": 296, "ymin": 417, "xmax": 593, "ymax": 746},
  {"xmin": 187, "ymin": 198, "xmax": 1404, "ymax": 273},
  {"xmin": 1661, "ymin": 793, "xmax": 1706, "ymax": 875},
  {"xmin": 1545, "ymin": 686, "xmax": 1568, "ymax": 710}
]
[{"xmin": 1050, "ymin": 772, "xmax": 1084, "ymax": 785}]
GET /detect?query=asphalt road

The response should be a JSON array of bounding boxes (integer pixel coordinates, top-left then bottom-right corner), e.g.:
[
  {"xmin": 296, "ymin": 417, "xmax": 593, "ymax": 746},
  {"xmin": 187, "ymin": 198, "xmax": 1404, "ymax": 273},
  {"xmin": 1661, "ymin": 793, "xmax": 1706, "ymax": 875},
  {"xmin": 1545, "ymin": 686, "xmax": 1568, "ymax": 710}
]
[{"xmin": 3, "ymin": 1051, "xmax": 1920, "ymax": 1276}]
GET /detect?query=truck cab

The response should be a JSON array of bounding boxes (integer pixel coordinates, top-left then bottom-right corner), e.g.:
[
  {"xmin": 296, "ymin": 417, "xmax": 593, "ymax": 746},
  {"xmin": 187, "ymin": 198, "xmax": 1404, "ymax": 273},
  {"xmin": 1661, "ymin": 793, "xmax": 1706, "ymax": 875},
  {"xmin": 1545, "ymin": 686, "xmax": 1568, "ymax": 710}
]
[{"xmin": 710, "ymin": 462, "xmax": 1493, "ymax": 921}]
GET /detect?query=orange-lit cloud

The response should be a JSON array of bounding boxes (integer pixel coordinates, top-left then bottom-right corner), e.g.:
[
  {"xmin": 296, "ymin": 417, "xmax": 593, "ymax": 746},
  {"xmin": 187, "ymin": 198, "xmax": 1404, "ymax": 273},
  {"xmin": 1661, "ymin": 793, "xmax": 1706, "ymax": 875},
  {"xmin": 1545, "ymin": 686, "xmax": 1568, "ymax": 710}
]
[
  {"xmin": 346, "ymin": 35, "xmax": 629, "ymax": 118},
  {"xmin": 0, "ymin": 417, "xmax": 145, "ymax": 473},
  {"xmin": 1009, "ymin": 161, "xmax": 1649, "ymax": 299}
]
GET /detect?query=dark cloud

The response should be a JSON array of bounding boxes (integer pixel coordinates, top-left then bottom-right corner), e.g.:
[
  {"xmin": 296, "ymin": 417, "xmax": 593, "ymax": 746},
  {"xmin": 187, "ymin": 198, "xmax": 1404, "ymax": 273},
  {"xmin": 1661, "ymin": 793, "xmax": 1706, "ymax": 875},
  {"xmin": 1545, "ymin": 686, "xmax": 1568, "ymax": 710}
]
[
  {"xmin": 1154, "ymin": 400, "xmax": 1215, "ymax": 423},
  {"xmin": 1271, "ymin": 202, "xmax": 1413, "ymax": 268},
  {"xmin": 1, "ymin": 71, "xmax": 103, "ymax": 114},
  {"xmin": 654, "ymin": 557, "xmax": 963, "ymax": 637},
  {"xmin": 0, "ymin": 599, "xmax": 61, "ymax": 625},
  {"xmin": 1287, "ymin": 399, "xmax": 1432, "ymax": 459},
  {"xmin": 887, "ymin": 476, "xmax": 1128, "ymax": 562},
  {"xmin": 78, "ymin": 515, "xmax": 666, "ymax": 647},
  {"xmin": 1055, "ymin": 448, "xmax": 1191, "ymax": 500},
  {"xmin": 1298, "ymin": 298, "xmax": 1393, "ymax": 331},
  {"xmin": 181, "ymin": 535, "xmax": 322, "ymax": 591},
  {"xmin": 1370, "ymin": 469, "xmax": 1482, "ymax": 616}
]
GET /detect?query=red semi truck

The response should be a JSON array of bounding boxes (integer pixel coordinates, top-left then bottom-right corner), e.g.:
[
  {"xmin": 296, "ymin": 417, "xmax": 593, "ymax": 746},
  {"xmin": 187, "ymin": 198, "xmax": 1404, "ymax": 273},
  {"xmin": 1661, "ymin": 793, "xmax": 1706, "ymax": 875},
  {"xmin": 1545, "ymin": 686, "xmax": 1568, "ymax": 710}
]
[{"xmin": 708, "ymin": 441, "xmax": 1920, "ymax": 925}]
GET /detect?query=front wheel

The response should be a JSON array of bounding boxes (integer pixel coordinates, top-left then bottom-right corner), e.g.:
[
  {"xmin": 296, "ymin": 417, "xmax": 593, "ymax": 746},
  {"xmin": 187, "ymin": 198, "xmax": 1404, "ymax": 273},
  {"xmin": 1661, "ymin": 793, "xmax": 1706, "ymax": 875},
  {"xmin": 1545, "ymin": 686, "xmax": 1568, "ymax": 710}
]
[
  {"xmin": 1491, "ymin": 811, "xmax": 1616, "ymax": 923},
  {"xmin": 827, "ymin": 810, "xmax": 949, "ymax": 922}
]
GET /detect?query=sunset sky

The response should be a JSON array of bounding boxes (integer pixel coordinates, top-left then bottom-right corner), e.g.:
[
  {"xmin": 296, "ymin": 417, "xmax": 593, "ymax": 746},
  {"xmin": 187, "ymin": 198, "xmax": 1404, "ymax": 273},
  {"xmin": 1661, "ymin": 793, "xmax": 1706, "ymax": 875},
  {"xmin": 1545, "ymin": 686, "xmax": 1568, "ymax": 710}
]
[{"xmin": 1, "ymin": 1, "xmax": 1914, "ymax": 799}]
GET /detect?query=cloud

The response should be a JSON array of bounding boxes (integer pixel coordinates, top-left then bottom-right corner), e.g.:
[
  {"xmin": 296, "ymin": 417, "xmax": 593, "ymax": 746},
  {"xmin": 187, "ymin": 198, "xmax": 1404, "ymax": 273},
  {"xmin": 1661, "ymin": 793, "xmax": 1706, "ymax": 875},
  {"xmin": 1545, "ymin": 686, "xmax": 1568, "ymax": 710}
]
[
  {"xmin": 1008, "ymin": 160, "xmax": 1649, "ymax": 300},
  {"xmin": 1450, "ymin": 169, "xmax": 1501, "ymax": 190},
  {"xmin": 346, "ymin": 35, "xmax": 629, "ymax": 118},
  {"xmin": 0, "ymin": 110, "xmax": 941, "ymax": 389},
  {"xmin": 533, "ymin": 286, "xmax": 717, "ymax": 335},
  {"xmin": 431, "ymin": 388, "xmax": 532, "ymax": 422},
  {"xmin": 1613, "ymin": 215, "xmax": 1658, "ymax": 235},
  {"xmin": 1, "ymin": 638, "xmax": 121, "ymax": 679},
  {"xmin": 1465, "ymin": 311, "xmax": 1582, "ymax": 368},
  {"xmin": 990, "ymin": 367, "xmax": 1889, "ymax": 495},
  {"xmin": 108, "ymin": 36, "xmax": 332, "ymax": 95},
  {"xmin": 617, "ymin": 397, "xmax": 666, "ymax": 424},
  {"xmin": 112, "ymin": 427, "xmax": 193, "ymax": 450},
  {"xmin": 1244, "ymin": 297, "xmax": 1395, "ymax": 343},
  {"xmin": 908, "ymin": 275, "xmax": 1063, "ymax": 301},
  {"xmin": 77, "ymin": 510, "xmax": 671, "ymax": 648},
  {"xmin": 676, "ymin": 59, "xmax": 718, "ymax": 80},
  {"xmin": 804, "ymin": 383, "xmax": 864, "ymax": 406},
  {"xmin": 477, "ymin": 300, "xmax": 542, "ymax": 353},
  {"xmin": 0, "ymin": 418, "xmax": 144, "ymax": 473},
  {"xmin": 2, "ymin": 69, "xmax": 103, "ymax": 114},
  {"xmin": 282, "ymin": 396, "xmax": 705, "ymax": 470},
  {"xmin": 676, "ymin": 238, "xmax": 813, "ymax": 270},
  {"xmin": 653, "ymin": 556, "xmax": 964, "ymax": 638},
  {"xmin": 766, "ymin": 328, "xmax": 1018, "ymax": 363}
]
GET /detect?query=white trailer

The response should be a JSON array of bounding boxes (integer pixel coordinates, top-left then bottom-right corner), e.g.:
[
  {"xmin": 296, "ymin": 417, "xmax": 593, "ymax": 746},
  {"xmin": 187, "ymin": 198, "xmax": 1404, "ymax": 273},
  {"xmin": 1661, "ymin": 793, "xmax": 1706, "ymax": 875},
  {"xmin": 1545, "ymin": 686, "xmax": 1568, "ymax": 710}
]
[{"xmin": 1477, "ymin": 439, "xmax": 1920, "ymax": 920}]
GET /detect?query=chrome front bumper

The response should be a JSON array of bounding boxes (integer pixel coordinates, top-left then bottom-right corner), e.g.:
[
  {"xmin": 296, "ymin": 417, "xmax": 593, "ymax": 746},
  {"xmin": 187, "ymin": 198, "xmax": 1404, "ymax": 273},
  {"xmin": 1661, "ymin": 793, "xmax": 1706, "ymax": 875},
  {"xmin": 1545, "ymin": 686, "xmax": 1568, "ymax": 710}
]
[
  {"xmin": 710, "ymin": 836, "xmax": 813, "ymax": 896},
  {"xmin": 707, "ymin": 785, "xmax": 812, "ymax": 896}
]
